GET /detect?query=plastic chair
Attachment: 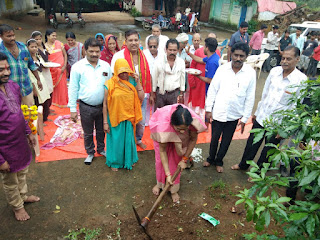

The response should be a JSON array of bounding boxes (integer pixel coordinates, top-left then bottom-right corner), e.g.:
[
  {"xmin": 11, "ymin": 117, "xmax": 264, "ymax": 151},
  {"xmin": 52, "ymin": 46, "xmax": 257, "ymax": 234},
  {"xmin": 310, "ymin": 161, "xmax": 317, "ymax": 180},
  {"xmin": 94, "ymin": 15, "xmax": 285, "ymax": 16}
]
[
  {"xmin": 218, "ymin": 39, "xmax": 228, "ymax": 55},
  {"xmin": 254, "ymin": 53, "xmax": 270, "ymax": 79},
  {"xmin": 246, "ymin": 55, "xmax": 260, "ymax": 68},
  {"xmin": 220, "ymin": 53, "xmax": 228, "ymax": 65}
]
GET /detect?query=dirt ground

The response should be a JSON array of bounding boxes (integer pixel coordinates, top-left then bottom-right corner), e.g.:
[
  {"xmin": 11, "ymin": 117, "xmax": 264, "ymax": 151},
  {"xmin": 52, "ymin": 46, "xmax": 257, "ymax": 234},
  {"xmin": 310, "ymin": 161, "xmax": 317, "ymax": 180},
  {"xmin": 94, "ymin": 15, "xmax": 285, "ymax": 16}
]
[{"xmin": 0, "ymin": 12, "xmax": 276, "ymax": 240}]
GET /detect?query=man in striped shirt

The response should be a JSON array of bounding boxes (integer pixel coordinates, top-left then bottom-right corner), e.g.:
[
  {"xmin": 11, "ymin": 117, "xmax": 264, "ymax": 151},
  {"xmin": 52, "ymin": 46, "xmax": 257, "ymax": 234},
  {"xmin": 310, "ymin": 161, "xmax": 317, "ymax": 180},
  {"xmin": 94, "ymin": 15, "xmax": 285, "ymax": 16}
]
[{"xmin": 232, "ymin": 46, "xmax": 307, "ymax": 171}]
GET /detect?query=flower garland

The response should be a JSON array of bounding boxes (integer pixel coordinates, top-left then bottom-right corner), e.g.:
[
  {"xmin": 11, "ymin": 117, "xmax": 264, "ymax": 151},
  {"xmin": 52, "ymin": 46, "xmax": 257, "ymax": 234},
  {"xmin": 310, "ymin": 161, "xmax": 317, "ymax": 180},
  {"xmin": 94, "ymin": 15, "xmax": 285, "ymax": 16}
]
[{"xmin": 21, "ymin": 105, "xmax": 38, "ymax": 135}]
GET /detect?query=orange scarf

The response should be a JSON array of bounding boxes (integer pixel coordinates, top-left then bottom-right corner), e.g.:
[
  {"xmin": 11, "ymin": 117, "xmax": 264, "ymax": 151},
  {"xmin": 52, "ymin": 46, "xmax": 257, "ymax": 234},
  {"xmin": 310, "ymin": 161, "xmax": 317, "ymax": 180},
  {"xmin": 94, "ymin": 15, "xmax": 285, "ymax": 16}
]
[
  {"xmin": 123, "ymin": 46, "xmax": 152, "ymax": 93},
  {"xmin": 105, "ymin": 59, "xmax": 142, "ymax": 132}
]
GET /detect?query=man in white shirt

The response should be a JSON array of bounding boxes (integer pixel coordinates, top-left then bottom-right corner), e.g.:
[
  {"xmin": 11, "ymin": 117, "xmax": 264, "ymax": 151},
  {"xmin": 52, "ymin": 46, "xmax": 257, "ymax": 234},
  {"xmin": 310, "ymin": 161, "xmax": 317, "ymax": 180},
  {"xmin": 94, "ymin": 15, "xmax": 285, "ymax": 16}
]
[
  {"xmin": 152, "ymin": 38, "xmax": 185, "ymax": 109},
  {"xmin": 143, "ymin": 35, "xmax": 164, "ymax": 125},
  {"xmin": 144, "ymin": 36, "xmax": 164, "ymax": 72},
  {"xmin": 175, "ymin": 10, "xmax": 181, "ymax": 24},
  {"xmin": 68, "ymin": 38, "xmax": 112, "ymax": 165},
  {"xmin": 145, "ymin": 24, "xmax": 169, "ymax": 52},
  {"xmin": 204, "ymin": 42, "xmax": 256, "ymax": 173},
  {"xmin": 189, "ymin": 33, "xmax": 202, "ymax": 55},
  {"xmin": 232, "ymin": 46, "xmax": 307, "ymax": 171},
  {"xmin": 176, "ymin": 33, "xmax": 192, "ymax": 103},
  {"xmin": 263, "ymin": 25, "xmax": 279, "ymax": 72}
]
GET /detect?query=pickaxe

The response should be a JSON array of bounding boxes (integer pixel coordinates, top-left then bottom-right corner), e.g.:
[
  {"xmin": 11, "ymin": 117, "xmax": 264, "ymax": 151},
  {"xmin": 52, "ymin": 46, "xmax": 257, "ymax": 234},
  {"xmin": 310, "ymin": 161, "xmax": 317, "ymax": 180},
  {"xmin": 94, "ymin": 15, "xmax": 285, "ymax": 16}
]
[{"xmin": 132, "ymin": 166, "xmax": 182, "ymax": 239}]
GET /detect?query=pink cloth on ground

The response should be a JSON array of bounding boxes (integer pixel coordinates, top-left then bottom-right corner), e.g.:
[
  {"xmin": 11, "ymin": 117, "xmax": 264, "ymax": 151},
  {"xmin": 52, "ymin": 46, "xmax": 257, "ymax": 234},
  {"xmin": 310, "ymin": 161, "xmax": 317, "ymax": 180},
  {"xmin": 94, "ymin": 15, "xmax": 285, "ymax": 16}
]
[{"xmin": 41, "ymin": 114, "xmax": 83, "ymax": 150}]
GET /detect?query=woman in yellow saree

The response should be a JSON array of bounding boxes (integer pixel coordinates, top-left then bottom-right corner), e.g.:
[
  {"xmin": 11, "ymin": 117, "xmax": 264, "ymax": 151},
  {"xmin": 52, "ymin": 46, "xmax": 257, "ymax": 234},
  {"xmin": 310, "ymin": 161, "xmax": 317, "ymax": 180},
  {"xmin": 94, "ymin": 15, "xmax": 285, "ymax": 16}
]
[{"xmin": 103, "ymin": 59, "xmax": 144, "ymax": 171}]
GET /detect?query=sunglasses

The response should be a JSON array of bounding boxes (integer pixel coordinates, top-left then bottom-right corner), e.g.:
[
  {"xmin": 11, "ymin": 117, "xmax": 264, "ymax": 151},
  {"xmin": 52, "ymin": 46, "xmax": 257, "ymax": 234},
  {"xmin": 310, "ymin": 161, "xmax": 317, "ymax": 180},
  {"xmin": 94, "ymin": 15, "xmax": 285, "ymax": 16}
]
[{"xmin": 149, "ymin": 45, "xmax": 157, "ymax": 49}]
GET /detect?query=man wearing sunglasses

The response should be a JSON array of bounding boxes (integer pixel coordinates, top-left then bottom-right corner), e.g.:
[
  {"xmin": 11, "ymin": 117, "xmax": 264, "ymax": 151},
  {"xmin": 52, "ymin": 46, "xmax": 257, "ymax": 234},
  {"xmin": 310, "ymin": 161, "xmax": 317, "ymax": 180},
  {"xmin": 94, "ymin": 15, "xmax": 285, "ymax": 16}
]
[{"xmin": 143, "ymin": 36, "xmax": 164, "ymax": 127}]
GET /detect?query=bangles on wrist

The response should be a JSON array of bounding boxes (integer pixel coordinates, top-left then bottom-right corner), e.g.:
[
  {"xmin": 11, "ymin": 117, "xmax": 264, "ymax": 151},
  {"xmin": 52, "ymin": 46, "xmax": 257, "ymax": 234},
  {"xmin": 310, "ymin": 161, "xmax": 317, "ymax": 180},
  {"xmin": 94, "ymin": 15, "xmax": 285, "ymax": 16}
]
[
  {"xmin": 165, "ymin": 172, "xmax": 171, "ymax": 177},
  {"xmin": 182, "ymin": 156, "xmax": 189, "ymax": 163}
]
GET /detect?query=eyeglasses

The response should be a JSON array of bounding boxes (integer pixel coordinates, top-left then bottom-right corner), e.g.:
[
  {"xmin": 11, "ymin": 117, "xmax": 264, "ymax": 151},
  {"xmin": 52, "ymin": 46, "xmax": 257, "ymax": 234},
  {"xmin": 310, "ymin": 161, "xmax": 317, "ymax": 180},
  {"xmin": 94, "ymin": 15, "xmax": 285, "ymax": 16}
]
[{"xmin": 149, "ymin": 45, "xmax": 157, "ymax": 49}]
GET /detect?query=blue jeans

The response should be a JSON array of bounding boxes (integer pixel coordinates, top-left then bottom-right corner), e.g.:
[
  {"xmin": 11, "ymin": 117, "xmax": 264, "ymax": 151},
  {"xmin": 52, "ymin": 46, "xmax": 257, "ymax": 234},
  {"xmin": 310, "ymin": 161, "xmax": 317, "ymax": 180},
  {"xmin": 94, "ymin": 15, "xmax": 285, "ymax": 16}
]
[{"xmin": 136, "ymin": 96, "xmax": 148, "ymax": 143}]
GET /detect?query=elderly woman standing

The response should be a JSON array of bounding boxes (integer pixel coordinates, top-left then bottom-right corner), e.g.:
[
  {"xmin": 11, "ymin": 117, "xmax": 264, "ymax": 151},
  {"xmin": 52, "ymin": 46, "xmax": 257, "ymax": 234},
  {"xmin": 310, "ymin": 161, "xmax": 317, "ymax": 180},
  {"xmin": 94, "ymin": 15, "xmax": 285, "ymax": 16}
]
[
  {"xmin": 103, "ymin": 58, "xmax": 144, "ymax": 171},
  {"xmin": 149, "ymin": 104, "xmax": 206, "ymax": 202}
]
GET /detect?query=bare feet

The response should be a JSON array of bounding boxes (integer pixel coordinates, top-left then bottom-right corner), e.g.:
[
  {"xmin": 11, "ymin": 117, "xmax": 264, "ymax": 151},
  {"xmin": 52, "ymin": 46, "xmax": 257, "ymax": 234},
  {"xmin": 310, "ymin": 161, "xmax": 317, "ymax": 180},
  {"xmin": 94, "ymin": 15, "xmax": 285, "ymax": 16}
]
[
  {"xmin": 24, "ymin": 195, "xmax": 40, "ymax": 203},
  {"xmin": 231, "ymin": 164, "xmax": 241, "ymax": 170},
  {"xmin": 111, "ymin": 168, "xmax": 118, "ymax": 172},
  {"xmin": 171, "ymin": 192, "xmax": 180, "ymax": 203},
  {"xmin": 137, "ymin": 142, "xmax": 147, "ymax": 149},
  {"xmin": 14, "ymin": 208, "xmax": 30, "ymax": 221},
  {"xmin": 203, "ymin": 161, "xmax": 211, "ymax": 167},
  {"xmin": 152, "ymin": 185, "xmax": 160, "ymax": 196},
  {"xmin": 216, "ymin": 166, "xmax": 223, "ymax": 173}
]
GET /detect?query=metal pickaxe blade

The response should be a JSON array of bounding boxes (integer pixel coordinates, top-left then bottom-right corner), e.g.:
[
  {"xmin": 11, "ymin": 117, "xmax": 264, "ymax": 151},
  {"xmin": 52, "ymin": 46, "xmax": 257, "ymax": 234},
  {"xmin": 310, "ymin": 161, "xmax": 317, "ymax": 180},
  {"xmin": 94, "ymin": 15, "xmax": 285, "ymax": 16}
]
[
  {"xmin": 132, "ymin": 166, "xmax": 182, "ymax": 240},
  {"xmin": 132, "ymin": 205, "xmax": 153, "ymax": 240}
]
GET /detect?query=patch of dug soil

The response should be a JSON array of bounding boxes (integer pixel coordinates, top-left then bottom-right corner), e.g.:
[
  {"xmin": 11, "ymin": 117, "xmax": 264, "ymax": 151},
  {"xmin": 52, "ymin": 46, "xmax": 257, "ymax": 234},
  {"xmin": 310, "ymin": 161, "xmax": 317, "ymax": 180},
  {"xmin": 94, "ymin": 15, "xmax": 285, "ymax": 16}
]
[{"xmin": 71, "ymin": 183, "xmax": 283, "ymax": 240}]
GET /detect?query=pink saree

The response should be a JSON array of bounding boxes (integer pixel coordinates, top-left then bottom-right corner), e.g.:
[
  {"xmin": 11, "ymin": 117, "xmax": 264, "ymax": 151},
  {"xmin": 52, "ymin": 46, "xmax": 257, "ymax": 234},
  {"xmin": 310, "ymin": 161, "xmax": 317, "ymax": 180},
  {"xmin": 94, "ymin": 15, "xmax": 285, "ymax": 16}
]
[
  {"xmin": 149, "ymin": 104, "xmax": 206, "ymax": 193},
  {"xmin": 48, "ymin": 40, "xmax": 68, "ymax": 107}
]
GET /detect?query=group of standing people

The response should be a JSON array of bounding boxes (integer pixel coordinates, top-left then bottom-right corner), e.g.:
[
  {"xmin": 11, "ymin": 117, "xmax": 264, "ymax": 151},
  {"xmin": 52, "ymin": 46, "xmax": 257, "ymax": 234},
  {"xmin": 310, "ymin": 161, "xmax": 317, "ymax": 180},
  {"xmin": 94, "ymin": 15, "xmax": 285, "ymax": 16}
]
[
  {"xmin": 0, "ymin": 19, "xmax": 318, "ymax": 222},
  {"xmin": 249, "ymin": 23, "xmax": 320, "ymax": 77},
  {"xmin": 174, "ymin": 6, "xmax": 199, "ymax": 33}
]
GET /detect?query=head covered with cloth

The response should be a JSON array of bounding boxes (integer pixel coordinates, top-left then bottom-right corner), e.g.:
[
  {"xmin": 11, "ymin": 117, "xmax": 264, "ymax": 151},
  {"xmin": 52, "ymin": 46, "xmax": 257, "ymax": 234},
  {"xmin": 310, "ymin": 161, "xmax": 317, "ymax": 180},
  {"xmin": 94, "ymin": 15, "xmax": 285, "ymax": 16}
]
[{"xmin": 104, "ymin": 58, "xmax": 142, "ymax": 132}]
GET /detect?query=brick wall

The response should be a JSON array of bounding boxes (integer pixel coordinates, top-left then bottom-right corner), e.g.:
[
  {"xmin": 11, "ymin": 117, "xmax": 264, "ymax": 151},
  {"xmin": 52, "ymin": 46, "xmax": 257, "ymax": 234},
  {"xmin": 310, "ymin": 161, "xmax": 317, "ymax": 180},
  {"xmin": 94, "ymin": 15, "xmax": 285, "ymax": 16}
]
[{"xmin": 141, "ymin": 0, "xmax": 158, "ymax": 16}]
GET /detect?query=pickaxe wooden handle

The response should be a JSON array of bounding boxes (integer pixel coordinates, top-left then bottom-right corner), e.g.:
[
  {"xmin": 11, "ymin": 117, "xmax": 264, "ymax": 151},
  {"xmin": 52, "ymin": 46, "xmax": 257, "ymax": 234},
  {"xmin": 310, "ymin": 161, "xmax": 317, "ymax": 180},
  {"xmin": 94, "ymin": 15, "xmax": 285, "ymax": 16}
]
[
  {"xmin": 142, "ymin": 165, "xmax": 182, "ymax": 227},
  {"xmin": 133, "ymin": 165, "xmax": 182, "ymax": 239}
]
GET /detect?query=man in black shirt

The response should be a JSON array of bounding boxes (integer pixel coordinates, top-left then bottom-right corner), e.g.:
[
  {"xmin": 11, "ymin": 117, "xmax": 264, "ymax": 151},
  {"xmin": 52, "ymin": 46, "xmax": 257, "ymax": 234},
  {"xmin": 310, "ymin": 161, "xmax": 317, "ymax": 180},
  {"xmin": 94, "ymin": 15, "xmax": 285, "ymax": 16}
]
[
  {"xmin": 298, "ymin": 31, "xmax": 318, "ymax": 73},
  {"xmin": 277, "ymin": 30, "xmax": 291, "ymax": 65}
]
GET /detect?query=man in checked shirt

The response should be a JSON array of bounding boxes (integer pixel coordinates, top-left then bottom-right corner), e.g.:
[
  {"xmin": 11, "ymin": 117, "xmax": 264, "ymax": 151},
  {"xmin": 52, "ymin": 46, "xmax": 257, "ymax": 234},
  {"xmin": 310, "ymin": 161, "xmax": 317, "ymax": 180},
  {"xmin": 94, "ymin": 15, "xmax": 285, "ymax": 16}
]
[{"xmin": 232, "ymin": 46, "xmax": 307, "ymax": 171}]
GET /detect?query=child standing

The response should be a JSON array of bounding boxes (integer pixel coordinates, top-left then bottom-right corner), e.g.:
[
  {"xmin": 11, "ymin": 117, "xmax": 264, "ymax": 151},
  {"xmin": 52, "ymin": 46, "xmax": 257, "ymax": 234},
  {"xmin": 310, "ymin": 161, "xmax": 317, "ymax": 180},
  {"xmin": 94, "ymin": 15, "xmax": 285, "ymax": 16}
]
[
  {"xmin": 26, "ymin": 39, "xmax": 51, "ymax": 116},
  {"xmin": 31, "ymin": 31, "xmax": 54, "ymax": 121}
]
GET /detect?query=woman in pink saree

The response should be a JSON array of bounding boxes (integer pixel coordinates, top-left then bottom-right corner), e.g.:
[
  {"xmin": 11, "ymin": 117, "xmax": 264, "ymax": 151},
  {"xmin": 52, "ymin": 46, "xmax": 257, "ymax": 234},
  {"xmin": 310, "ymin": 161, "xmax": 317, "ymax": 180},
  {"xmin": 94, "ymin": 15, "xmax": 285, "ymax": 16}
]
[
  {"xmin": 149, "ymin": 104, "xmax": 206, "ymax": 202},
  {"xmin": 45, "ymin": 29, "xmax": 68, "ymax": 107}
]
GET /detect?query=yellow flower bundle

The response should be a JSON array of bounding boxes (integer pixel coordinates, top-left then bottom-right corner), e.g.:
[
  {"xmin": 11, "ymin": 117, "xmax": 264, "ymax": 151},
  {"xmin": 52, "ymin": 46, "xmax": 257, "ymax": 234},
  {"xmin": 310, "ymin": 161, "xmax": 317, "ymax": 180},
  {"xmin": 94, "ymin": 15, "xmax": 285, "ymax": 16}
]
[{"xmin": 21, "ymin": 105, "xmax": 38, "ymax": 135}]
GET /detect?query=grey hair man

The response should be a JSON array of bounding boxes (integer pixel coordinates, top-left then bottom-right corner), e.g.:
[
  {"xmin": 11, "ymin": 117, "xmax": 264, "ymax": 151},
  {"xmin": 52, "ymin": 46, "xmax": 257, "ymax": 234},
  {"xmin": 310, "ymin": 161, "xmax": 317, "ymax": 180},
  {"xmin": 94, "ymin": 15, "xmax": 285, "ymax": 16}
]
[
  {"xmin": 143, "ymin": 35, "xmax": 164, "ymax": 126},
  {"xmin": 145, "ymin": 24, "xmax": 169, "ymax": 52},
  {"xmin": 189, "ymin": 33, "xmax": 202, "ymax": 55},
  {"xmin": 232, "ymin": 46, "xmax": 307, "ymax": 172}
]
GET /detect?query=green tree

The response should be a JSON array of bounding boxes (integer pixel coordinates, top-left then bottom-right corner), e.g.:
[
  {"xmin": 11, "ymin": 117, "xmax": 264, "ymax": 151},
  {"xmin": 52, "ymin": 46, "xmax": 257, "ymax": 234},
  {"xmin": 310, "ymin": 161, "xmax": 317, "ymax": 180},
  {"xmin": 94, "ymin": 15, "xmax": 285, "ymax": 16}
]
[{"xmin": 237, "ymin": 77, "xmax": 320, "ymax": 239}]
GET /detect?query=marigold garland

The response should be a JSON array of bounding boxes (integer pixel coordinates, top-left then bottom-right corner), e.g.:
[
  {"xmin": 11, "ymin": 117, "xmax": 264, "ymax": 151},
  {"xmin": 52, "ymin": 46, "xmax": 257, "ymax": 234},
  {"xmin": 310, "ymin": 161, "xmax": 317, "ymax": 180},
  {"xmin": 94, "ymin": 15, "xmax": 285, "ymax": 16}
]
[{"xmin": 21, "ymin": 105, "xmax": 38, "ymax": 135}]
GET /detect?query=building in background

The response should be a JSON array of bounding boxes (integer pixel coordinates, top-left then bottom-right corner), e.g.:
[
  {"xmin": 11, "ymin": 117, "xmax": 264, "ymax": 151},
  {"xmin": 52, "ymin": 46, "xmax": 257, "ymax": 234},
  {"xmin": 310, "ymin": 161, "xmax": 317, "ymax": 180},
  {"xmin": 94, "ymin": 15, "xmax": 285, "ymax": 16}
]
[
  {"xmin": 0, "ymin": 0, "xmax": 35, "ymax": 17},
  {"xmin": 209, "ymin": 0, "xmax": 296, "ymax": 28}
]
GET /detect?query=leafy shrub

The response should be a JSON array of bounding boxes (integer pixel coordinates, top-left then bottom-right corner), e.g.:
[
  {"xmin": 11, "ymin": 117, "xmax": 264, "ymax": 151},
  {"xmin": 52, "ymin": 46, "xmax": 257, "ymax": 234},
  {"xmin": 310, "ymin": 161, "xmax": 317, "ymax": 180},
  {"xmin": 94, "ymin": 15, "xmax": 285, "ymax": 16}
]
[
  {"xmin": 130, "ymin": 7, "xmax": 141, "ymax": 17},
  {"xmin": 248, "ymin": 19, "xmax": 259, "ymax": 35},
  {"xmin": 236, "ymin": 77, "xmax": 320, "ymax": 239}
]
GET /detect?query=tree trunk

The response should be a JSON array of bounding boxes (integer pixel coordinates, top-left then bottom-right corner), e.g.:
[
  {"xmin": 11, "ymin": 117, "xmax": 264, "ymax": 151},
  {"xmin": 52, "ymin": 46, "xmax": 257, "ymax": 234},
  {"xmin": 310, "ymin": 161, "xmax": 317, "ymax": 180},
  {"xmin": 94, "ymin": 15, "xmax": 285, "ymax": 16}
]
[{"xmin": 44, "ymin": 0, "xmax": 58, "ymax": 21}]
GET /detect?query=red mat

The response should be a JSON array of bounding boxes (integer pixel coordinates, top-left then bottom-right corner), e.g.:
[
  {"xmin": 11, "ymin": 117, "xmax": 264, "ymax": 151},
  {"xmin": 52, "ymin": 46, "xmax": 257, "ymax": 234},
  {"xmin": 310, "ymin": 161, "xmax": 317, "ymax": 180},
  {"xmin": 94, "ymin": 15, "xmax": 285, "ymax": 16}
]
[{"xmin": 36, "ymin": 106, "xmax": 252, "ymax": 163}]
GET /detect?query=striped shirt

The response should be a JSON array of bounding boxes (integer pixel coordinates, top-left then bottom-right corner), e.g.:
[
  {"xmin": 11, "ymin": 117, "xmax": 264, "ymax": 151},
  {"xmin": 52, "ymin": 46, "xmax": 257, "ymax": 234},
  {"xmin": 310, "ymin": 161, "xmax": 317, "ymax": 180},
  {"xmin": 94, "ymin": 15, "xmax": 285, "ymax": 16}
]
[
  {"xmin": 0, "ymin": 41, "xmax": 37, "ymax": 96},
  {"xmin": 255, "ymin": 66, "xmax": 307, "ymax": 127}
]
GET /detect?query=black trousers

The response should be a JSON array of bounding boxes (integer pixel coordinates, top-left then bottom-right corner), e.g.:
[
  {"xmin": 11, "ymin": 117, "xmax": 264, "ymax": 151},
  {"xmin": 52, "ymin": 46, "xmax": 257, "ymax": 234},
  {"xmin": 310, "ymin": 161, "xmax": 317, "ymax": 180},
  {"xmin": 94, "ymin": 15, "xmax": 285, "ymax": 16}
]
[
  {"xmin": 238, "ymin": 120, "xmax": 281, "ymax": 170},
  {"xmin": 79, "ymin": 101, "xmax": 105, "ymax": 155},
  {"xmin": 306, "ymin": 58, "xmax": 319, "ymax": 78},
  {"xmin": 34, "ymin": 96, "xmax": 51, "ymax": 122},
  {"xmin": 206, "ymin": 120, "xmax": 238, "ymax": 167},
  {"xmin": 286, "ymin": 158, "xmax": 300, "ymax": 201}
]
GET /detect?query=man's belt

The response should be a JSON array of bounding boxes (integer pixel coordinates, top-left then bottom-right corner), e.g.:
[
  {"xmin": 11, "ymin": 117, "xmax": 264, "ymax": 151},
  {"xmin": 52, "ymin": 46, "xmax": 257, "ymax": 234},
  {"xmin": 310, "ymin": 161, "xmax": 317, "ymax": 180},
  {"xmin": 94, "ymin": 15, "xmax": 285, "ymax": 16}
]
[{"xmin": 79, "ymin": 100, "xmax": 103, "ymax": 108}]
